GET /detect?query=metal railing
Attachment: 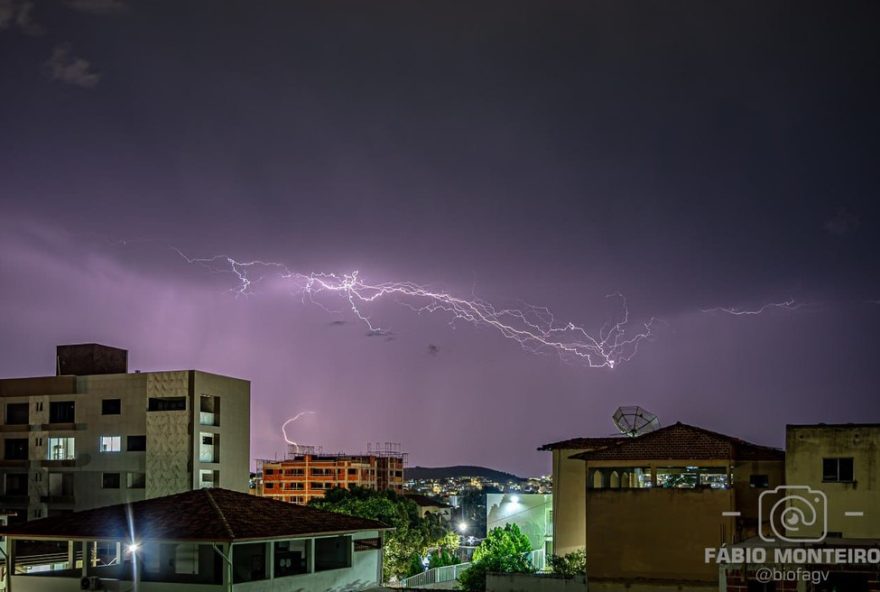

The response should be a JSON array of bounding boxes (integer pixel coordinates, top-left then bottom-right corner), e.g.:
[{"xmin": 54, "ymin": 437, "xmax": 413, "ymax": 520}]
[
  {"xmin": 395, "ymin": 561, "xmax": 472, "ymax": 588},
  {"xmin": 393, "ymin": 548, "xmax": 545, "ymax": 588}
]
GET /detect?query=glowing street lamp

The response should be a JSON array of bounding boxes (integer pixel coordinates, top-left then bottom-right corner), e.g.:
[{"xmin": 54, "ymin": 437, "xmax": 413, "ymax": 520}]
[{"xmin": 458, "ymin": 521, "xmax": 468, "ymax": 534}]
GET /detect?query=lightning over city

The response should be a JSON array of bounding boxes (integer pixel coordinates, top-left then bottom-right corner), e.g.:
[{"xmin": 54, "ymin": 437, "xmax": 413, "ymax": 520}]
[{"xmin": 177, "ymin": 252, "xmax": 658, "ymax": 369}]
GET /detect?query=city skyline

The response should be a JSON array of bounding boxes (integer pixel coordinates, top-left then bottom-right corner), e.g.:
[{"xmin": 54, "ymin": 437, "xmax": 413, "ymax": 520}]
[{"xmin": 2, "ymin": 1, "xmax": 880, "ymax": 476}]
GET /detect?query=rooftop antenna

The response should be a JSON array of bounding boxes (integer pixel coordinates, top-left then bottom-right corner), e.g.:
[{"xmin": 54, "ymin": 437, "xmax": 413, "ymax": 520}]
[{"xmin": 612, "ymin": 406, "xmax": 660, "ymax": 437}]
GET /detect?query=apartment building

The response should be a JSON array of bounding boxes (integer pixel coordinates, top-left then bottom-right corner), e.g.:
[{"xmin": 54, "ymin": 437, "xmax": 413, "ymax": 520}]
[
  {"xmin": 259, "ymin": 446, "xmax": 405, "ymax": 505},
  {"xmin": 0, "ymin": 344, "xmax": 250, "ymax": 523}
]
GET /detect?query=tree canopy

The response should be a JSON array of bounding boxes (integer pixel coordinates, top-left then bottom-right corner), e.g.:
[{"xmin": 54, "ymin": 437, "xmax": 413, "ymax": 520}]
[
  {"xmin": 309, "ymin": 486, "xmax": 456, "ymax": 580},
  {"xmin": 458, "ymin": 523, "xmax": 534, "ymax": 591}
]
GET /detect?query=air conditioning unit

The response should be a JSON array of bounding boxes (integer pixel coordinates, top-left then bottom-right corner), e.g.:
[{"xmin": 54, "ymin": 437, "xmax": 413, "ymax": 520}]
[{"xmin": 80, "ymin": 576, "xmax": 103, "ymax": 590}]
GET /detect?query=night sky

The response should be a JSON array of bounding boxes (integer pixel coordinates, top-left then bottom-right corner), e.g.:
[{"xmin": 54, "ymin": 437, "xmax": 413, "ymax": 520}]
[{"xmin": 2, "ymin": 1, "xmax": 879, "ymax": 476}]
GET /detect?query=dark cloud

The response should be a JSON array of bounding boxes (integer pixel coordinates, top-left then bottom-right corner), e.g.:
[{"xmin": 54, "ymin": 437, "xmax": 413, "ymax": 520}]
[
  {"xmin": 64, "ymin": 0, "xmax": 127, "ymax": 14},
  {"xmin": 44, "ymin": 44, "xmax": 100, "ymax": 87}
]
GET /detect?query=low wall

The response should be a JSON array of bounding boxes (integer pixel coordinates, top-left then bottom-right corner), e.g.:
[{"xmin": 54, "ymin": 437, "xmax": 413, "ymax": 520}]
[
  {"xmin": 486, "ymin": 573, "xmax": 587, "ymax": 592},
  {"xmin": 588, "ymin": 579, "xmax": 717, "ymax": 592}
]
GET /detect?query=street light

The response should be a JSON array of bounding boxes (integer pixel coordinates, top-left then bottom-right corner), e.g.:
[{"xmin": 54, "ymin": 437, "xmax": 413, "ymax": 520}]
[{"xmin": 458, "ymin": 521, "xmax": 468, "ymax": 534}]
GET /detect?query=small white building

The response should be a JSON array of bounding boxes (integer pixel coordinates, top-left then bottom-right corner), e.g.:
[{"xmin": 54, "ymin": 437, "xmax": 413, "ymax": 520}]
[
  {"xmin": 0, "ymin": 488, "xmax": 390, "ymax": 591},
  {"xmin": 486, "ymin": 493, "xmax": 553, "ymax": 559}
]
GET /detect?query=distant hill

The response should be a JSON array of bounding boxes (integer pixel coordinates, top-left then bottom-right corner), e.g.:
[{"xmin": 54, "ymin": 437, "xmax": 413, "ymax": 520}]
[{"xmin": 405, "ymin": 465, "xmax": 524, "ymax": 482}]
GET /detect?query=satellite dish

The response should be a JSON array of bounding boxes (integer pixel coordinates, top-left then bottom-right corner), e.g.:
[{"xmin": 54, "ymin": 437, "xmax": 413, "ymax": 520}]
[{"xmin": 612, "ymin": 406, "xmax": 660, "ymax": 437}]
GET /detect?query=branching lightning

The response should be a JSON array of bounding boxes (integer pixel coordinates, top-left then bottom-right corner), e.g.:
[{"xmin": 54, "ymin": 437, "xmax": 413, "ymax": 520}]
[
  {"xmin": 176, "ymin": 251, "xmax": 658, "ymax": 369},
  {"xmin": 701, "ymin": 298, "xmax": 805, "ymax": 316}
]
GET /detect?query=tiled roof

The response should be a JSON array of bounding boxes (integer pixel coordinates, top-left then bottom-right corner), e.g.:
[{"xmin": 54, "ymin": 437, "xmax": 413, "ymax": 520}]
[
  {"xmin": 569, "ymin": 422, "xmax": 784, "ymax": 462},
  {"xmin": 0, "ymin": 488, "xmax": 390, "ymax": 542},
  {"xmin": 405, "ymin": 494, "xmax": 452, "ymax": 508},
  {"xmin": 537, "ymin": 436, "xmax": 625, "ymax": 451}
]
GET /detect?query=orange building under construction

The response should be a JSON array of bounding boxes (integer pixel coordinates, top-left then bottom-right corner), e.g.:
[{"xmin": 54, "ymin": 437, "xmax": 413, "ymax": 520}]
[{"xmin": 258, "ymin": 443, "xmax": 406, "ymax": 505}]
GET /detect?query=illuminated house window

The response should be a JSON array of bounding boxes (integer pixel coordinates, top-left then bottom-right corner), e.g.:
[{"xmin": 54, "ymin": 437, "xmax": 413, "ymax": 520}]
[
  {"xmin": 100, "ymin": 436, "xmax": 122, "ymax": 453},
  {"xmin": 47, "ymin": 437, "xmax": 75, "ymax": 460}
]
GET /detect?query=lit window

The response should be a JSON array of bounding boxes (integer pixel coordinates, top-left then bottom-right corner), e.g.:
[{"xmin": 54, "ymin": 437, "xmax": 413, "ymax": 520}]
[
  {"xmin": 47, "ymin": 437, "xmax": 75, "ymax": 460},
  {"xmin": 100, "ymin": 436, "xmax": 122, "ymax": 453}
]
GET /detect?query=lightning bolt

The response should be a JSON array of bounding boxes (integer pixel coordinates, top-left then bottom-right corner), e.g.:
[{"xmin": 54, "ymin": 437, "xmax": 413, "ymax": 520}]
[
  {"xmin": 701, "ymin": 298, "xmax": 805, "ymax": 316},
  {"xmin": 176, "ymin": 251, "xmax": 657, "ymax": 369},
  {"xmin": 281, "ymin": 411, "xmax": 316, "ymax": 450}
]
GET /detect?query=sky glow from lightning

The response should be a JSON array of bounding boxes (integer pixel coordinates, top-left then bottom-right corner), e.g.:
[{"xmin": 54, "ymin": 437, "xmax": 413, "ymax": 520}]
[{"xmin": 177, "ymin": 251, "xmax": 658, "ymax": 369}]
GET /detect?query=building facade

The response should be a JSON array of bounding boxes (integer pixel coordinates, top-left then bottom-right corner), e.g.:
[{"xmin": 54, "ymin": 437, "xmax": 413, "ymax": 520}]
[
  {"xmin": 785, "ymin": 423, "xmax": 880, "ymax": 539},
  {"xmin": 0, "ymin": 344, "xmax": 250, "ymax": 523},
  {"xmin": 720, "ymin": 423, "xmax": 880, "ymax": 592},
  {"xmin": 537, "ymin": 436, "xmax": 623, "ymax": 556},
  {"xmin": 259, "ymin": 449, "xmax": 405, "ymax": 505}
]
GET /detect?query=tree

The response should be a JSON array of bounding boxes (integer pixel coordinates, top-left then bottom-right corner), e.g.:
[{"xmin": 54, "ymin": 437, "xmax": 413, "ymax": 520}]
[
  {"xmin": 458, "ymin": 523, "xmax": 534, "ymax": 591},
  {"xmin": 309, "ymin": 486, "xmax": 457, "ymax": 581},
  {"xmin": 548, "ymin": 548, "xmax": 586, "ymax": 578}
]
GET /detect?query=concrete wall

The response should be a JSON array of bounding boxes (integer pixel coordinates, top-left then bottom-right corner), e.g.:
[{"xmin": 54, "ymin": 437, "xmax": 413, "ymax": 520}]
[
  {"xmin": 486, "ymin": 572, "xmax": 586, "ymax": 592},
  {"xmin": 585, "ymin": 488, "xmax": 734, "ymax": 582},
  {"xmin": 145, "ymin": 371, "xmax": 193, "ymax": 498},
  {"xmin": 786, "ymin": 425, "xmax": 880, "ymax": 539},
  {"xmin": 588, "ymin": 580, "xmax": 717, "ymax": 592},
  {"xmin": 551, "ymin": 449, "xmax": 586, "ymax": 556}
]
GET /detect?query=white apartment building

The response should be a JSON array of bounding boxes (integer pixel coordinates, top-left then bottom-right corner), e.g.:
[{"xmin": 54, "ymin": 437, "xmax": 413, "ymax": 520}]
[{"xmin": 0, "ymin": 344, "xmax": 250, "ymax": 524}]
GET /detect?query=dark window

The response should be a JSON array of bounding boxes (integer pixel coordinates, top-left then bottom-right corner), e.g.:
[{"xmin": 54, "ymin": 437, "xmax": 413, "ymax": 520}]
[
  {"xmin": 148, "ymin": 397, "xmax": 186, "ymax": 412},
  {"xmin": 274, "ymin": 540, "xmax": 309, "ymax": 577},
  {"xmin": 749, "ymin": 474, "xmax": 769, "ymax": 488},
  {"xmin": 127, "ymin": 473, "xmax": 146, "ymax": 489},
  {"xmin": 101, "ymin": 399, "xmax": 121, "ymax": 415},
  {"xmin": 314, "ymin": 536, "xmax": 351, "ymax": 571},
  {"xmin": 823, "ymin": 458, "xmax": 854, "ymax": 482},
  {"xmin": 265, "ymin": 483, "xmax": 274, "ymax": 489},
  {"xmin": 49, "ymin": 401, "xmax": 75, "ymax": 423},
  {"xmin": 127, "ymin": 435, "xmax": 146, "ymax": 451},
  {"xmin": 5, "ymin": 473, "xmax": 28, "ymax": 496},
  {"xmin": 5, "ymin": 403, "xmax": 29, "ymax": 425},
  {"xmin": 748, "ymin": 581, "xmax": 776, "ymax": 592},
  {"xmin": 348, "ymin": 468, "xmax": 357, "ymax": 475},
  {"xmin": 4, "ymin": 438, "xmax": 28, "ymax": 460},
  {"xmin": 102, "ymin": 473, "xmax": 121, "ymax": 489},
  {"xmin": 232, "ymin": 542, "xmax": 267, "ymax": 583}
]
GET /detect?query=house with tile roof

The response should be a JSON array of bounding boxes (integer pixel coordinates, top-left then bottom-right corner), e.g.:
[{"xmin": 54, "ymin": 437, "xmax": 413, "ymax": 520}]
[
  {"xmin": 567, "ymin": 422, "xmax": 784, "ymax": 589},
  {"xmin": 0, "ymin": 488, "xmax": 391, "ymax": 592}
]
